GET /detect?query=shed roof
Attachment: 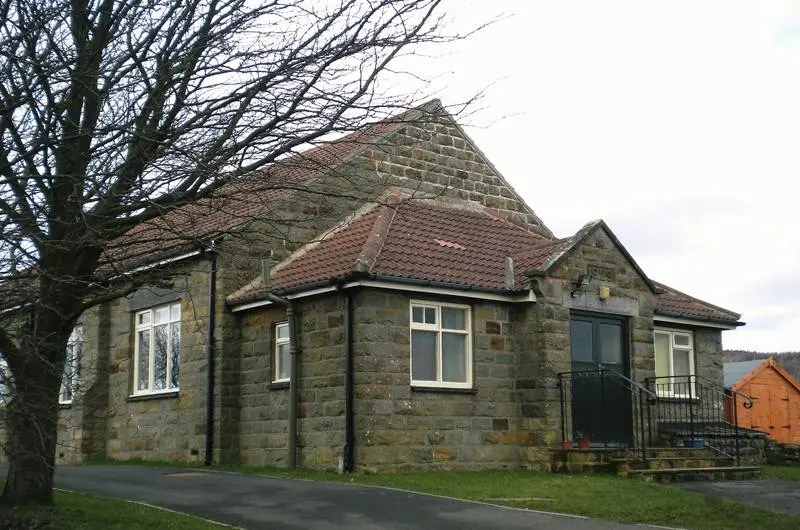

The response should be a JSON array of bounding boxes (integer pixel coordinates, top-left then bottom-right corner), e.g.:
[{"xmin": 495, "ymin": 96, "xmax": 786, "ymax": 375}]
[{"xmin": 724, "ymin": 360, "xmax": 765, "ymax": 388}]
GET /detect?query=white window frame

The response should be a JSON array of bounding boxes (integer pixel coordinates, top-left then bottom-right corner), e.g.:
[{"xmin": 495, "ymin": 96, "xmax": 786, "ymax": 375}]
[
  {"xmin": 409, "ymin": 301, "xmax": 472, "ymax": 389},
  {"xmin": 654, "ymin": 329, "xmax": 695, "ymax": 398},
  {"xmin": 133, "ymin": 302, "xmax": 181, "ymax": 396},
  {"xmin": 59, "ymin": 327, "xmax": 83, "ymax": 404},
  {"xmin": 273, "ymin": 322, "xmax": 290, "ymax": 383}
]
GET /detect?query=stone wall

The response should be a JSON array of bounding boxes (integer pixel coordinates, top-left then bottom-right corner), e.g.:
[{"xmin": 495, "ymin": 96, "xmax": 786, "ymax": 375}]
[
  {"xmin": 350, "ymin": 288, "xmax": 528, "ymax": 472},
  {"xmin": 237, "ymin": 306, "xmax": 292, "ymax": 467},
  {"xmin": 100, "ymin": 260, "xmax": 214, "ymax": 463},
  {"xmin": 766, "ymin": 440, "xmax": 800, "ymax": 466},
  {"xmin": 236, "ymin": 294, "xmax": 349, "ymax": 470},
  {"xmin": 309, "ymin": 111, "xmax": 551, "ymax": 235},
  {"xmin": 692, "ymin": 328, "xmax": 724, "ymax": 386}
]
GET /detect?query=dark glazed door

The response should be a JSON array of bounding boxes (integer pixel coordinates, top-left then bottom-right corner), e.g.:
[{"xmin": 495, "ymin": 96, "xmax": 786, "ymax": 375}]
[{"xmin": 570, "ymin": 314, "xmax": 631, "ymax": 446}]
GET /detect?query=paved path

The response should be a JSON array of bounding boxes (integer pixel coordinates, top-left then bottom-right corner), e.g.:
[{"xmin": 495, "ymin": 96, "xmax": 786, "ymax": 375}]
[
  {"xmin": 675, "ymin": 479, "xmax": 800, "ymax": 518},
  {"xmin": 52, "ymin": 465, "xmax": 646, "ymax": 530}
]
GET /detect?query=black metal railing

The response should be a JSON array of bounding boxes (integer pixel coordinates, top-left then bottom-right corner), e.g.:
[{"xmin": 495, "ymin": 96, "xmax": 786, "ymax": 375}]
[
  {"xmin": 558, "ymin": 369, "xmax": 657, "ymax": 462},
  {"xmin": 644, "ymin": 375, "xmax": 754, "ymax": 465}
]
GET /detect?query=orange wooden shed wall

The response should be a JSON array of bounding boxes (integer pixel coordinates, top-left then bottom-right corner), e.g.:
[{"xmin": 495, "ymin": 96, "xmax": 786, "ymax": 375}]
[{"xmin": 727, "ymin": 358, "xmax": 800, "ymax": 444}]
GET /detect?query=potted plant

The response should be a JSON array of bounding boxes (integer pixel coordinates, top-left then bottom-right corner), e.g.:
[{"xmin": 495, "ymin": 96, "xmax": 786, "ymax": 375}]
[
  {"xmin": 561, "ymin": 439, "xmax": 573, "ymax": 449},
  {"xmin": 683, "ymin": 438, "xmax": 705, "ymax": 448},
  {"xmin": 576, "ymin": 431, "xmax": 591, "ymax": 449}
]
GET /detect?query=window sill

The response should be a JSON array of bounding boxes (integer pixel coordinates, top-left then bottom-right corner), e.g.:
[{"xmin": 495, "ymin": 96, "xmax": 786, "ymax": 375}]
[
  {"xmin": 128, "ymin": 390, "xmax": 179, "ymax": 402},
  {"xmin": 411, "ymin": 385, "xmax": 477, "ymax": 395},
  {"xmin": 269, "ymin": 381, "xmax": 290, "ymax": 390}
]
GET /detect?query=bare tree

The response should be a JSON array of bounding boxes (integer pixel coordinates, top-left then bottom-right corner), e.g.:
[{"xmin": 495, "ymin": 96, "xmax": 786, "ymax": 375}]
[{"xmin": 0, "ymin": 0, "xmax": 453, "ymax": 505}]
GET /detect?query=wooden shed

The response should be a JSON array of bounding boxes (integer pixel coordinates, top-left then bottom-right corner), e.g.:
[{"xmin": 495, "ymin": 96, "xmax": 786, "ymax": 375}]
[{"xmin": 724, "ymin": 358, "xmax": 800, "ymax": 444}]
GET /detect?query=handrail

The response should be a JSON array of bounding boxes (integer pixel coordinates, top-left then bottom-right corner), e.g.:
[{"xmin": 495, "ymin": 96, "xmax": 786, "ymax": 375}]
[
  {"xmin": 557, "ymin": 368, "xmax": 654, "ymax": 462},
  {"xmin": 559, "ymin": 368, "xmax": 658, "ymax": 400},
  {"xmin": 694, "ymin": 374, "xmax": 754, "ymax": 409},
  {"xmin": 646, "ymin": 374, "xmax": 753, "ymax": 409}
]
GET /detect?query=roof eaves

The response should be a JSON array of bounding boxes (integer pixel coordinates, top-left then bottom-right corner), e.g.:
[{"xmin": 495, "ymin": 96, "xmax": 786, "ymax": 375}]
[
  {"xmin": 654, "ymin": 281, "xmax": 742, "ymax": 321},
  {"xmin": 654, "ymin": 309, "xmax": 745, "ymax": 326}
]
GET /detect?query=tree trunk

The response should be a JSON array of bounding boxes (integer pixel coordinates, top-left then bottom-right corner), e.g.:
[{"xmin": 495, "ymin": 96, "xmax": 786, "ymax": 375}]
[{"xmin": 1, "ymin": 343, "xmax": 62, "ymax": 505}]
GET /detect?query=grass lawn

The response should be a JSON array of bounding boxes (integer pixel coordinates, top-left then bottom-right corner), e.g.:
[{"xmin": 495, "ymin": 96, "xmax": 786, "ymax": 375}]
[
  {"xmin": 0, "ymin": 488, "xmax": 224, "ymax": 529},
  {"xmin": 349, "ymin": 470, "xmax": 799, "ymax": 530},
  {"xmin": 90, "ymin": 460, "xmax": 800, "ymax": 529},
  {"xmin": 761, "ymin": 466, "xmax": 800, "ymax": 481}
]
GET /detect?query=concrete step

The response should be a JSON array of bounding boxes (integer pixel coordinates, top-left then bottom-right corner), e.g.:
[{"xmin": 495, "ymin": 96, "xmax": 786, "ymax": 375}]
[
  {"xmin": 612, "ymin": 456, "xmax": 735, "ymax": 470},
  {"xmin": 626, "ymin": 466, "xmax": 761, "ymax": 483}
]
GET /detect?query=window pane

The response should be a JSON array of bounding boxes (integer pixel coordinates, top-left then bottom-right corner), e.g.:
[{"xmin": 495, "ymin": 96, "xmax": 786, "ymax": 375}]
[
  {"xmin": 137, "ymin": 330, "xmax": 150, "ymax": 391},
  {"xmin": 276, "ymin": 323, "xmax": 289, "ymax": 340},
  {"xmin": 424, "ymin": 307, "xmax": 436, "ymax": 324},
  {"xmin": 277, "ymin": 343, "xmax": 290, "ymax": 380},
  {"xmin": 154, "ymin": 324, "xmax": 168, "ymax": 390},
  {"xmin": 138, "ymin": 312, "xmax": 150, "ymax": 326},
  {"xmin": 673, "ymin": 348, "xmax": 691, "ymax": 378},
  {"xmin": 171, "ymin": 303, "xmax": 181, "ymax": 322},
  {"xmin": 170, "ymin": 321, "xmax": 181, "ymax": 389},
  {"xmin": 411, "ymin": 306, "xmax": 424, "ymax": 323},
  {"xmin": 441, "ymin": 307, "xmax": 467, "ymax": 330},
  {"xmin": 598, "ymin": 323, "xmax": 622, "ymax": 364},
  {"xmin": 442, "ymin": 333, "xmax": 467, "ymax": 382},
  {"xmin": 673, "ymin": 333, "xmax": 690, "ymax": 347},
  {"xmin": 570, "ymin": 320, "xmax": 593, "ymax": 363},
  {"xmin": 61, "ymin": 344, "xmax": 74, "ymax": 402},
  {"xmin": 411, "ymin": 330, "xmax": 436, "ymax": 381},
  {"xmin": 155, "ymin": 307, "xmax": 170, "ymax": 325},
  {"xmin": 654, "ymin": 333, "xmax": 670, "ymax": 379}
]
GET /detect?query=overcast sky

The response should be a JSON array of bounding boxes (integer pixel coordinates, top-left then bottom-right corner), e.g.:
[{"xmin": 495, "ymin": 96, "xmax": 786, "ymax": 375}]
[{"xmin": 408, "ymin": 1, "xmax": 800, "ymax": 352}]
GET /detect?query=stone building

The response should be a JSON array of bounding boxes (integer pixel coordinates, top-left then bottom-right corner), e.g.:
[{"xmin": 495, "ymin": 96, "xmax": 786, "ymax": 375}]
[{"xmin": 43, "ymin": 100, "xmax": 743, "ymax": 471}]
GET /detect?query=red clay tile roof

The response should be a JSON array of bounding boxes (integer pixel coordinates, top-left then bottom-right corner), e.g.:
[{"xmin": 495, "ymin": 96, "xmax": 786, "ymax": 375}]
[
  {"xmin": 228, "ymin": 204, "xmax": 743, "ymax": 326},
  {"xmin": 104, "ymin": 114, "xmax": 411, "ymax": 271},
  {"xmin": 227, "ymin": 199, "xmax": 551, "ymax": 303},
  {"xmin": 654, "ymin": 281, "xmax": 741, "ymax": 324}
]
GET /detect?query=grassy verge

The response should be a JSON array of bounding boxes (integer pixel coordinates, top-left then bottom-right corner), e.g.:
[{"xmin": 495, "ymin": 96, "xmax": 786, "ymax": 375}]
[
  {"xmin": 0, "ymin": 488, "xmax": 225, "ymax": 529},
  {"xmin": 761, "ymin": 466, "xmax": 800, "ymax": 481},
  {"xmin": 88, "ymin": 460, "xmax": 800, "ymax": 529}
]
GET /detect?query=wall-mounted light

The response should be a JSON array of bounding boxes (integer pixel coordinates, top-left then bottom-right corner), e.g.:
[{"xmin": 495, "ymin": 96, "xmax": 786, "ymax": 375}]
[{"xmin": 570, "ymin": 273, "xmax": 593, "ymax": 298}]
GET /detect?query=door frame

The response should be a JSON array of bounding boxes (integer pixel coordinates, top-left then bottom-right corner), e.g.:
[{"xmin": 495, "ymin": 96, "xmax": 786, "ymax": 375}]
[
  {"xmin": 569, "ymin": 310, "xmax": 631, "ymax": 376},
  {"xmin": 568, "ymin": 310, "xmax": 633, "ymax": 446}
]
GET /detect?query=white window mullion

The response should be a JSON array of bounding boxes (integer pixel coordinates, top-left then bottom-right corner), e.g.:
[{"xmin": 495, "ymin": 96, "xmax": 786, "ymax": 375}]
[
  {"xmin": 435, "ymin": 312, "xmax": 443, "ymax": 383},
  {"xmin": 148, "ymin": 319, "xmax": 155, "ymax": 392},
  {"xmin": 167, "ymin": 318, "xmax": 173, "ymax": 390}
]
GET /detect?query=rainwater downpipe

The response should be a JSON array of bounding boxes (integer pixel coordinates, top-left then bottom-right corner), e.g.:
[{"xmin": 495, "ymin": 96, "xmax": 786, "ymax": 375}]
[
  {"xmin": 262, "ymin": 259, "xmax": 299, "ymax": 469},
  {"xmin": 342, "ymin": 288, "xmax": 355, "ymax": 472},
  {"xmin": 204, "ymin": 246, "xmax": 217, "ymax": 466}
]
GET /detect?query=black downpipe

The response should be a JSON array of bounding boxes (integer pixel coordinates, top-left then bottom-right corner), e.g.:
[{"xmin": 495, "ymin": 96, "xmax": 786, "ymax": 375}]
[
  {"xmin": 204, "ymin": 250, "xmax": 217, "ymax": 466},
  {"xmin": 287, "ymin": 304, "xmax": 298, "ymax": 469},
  {"xmin": 343, "ymin": 291, "xmax": 355, "ymax": 472}
]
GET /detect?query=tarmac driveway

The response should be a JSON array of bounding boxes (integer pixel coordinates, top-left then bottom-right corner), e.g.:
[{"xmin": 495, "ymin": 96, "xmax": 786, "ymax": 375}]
[
  {"xmin": 52, "ymin": 465, "xmax": 647, "ymax": 530},
  {"xmin": 675, "ymin": 479, "xmax": 800, "ymax": 518}
]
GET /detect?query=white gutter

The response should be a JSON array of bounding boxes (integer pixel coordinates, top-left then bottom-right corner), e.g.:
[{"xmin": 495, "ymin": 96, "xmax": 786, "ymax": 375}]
[
  {"xmin": 231, "ymin": 280, "xmax": 536, "ymax": 312},
  {"xmin": 653, "ymin": 314, "xmax": 739, "ymax": 330},
  {"xmin": 108, "ymin": 250, "xmax": 202, "ymax": 280}
]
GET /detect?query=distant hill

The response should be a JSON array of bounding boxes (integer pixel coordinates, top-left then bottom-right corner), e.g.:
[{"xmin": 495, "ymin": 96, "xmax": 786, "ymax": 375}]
[{"xmin": 723, "ymin": 350, "xmax": 800, "ymax": 381}]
